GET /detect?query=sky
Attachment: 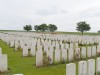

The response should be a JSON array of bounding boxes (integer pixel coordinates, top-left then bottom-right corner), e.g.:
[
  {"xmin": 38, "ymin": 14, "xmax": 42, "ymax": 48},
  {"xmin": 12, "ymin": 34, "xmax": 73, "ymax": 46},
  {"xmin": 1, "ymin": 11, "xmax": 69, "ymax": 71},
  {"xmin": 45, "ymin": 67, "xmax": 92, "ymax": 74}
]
[{"xmin": 0, "ymin": 0, "xmax": 100, "ymax": 32}]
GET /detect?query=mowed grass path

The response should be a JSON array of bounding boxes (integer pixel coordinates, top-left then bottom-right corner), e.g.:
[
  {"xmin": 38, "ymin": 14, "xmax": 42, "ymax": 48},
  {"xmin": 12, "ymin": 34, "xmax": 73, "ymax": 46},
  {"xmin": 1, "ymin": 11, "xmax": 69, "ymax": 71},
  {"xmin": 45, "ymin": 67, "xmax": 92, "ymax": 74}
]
[{"xmin": 0, "ymin": 40, "xmax": 66, "ymax": 75}]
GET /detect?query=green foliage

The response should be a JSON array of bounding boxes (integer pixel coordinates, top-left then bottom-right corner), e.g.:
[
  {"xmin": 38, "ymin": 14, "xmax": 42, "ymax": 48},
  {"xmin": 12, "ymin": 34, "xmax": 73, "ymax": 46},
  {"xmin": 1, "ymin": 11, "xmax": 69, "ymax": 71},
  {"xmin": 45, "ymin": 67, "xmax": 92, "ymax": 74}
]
[
  {"xmin": 23, "ymin": 25, "xmax": 32, "ymax": 31},
  {"xmin": 43, "ymin": 56, "xmax": 52, "ymax": 66},
  {"xmin": 61, "ymin": 58, "xmax": 66, "ymax": 64},
  {"xmin": 76, "ymin": 21, "xmax": 91, "ymax": 35},
  {"xmin": 79, "ymin": 42, "xmax": 98, "ymax": 46},
  {"xmin": 34, "ymin": 25, "xmax": 39, "ymax": 31},
  {"xmin": 34, "ymin": 24, "xmax": 57, "ymax": 32},
  {"xmin": 98, "ymin": 30, "xmax": 100, "ymax": 33},
  {"xmin": 48, "ymin": 24, "xmax": 57, "ymax": 32},
  {"xmin": 39, "ymin": 24, "xmax": 48, "ymax": 32},
  {"xmin": 74, "ymin": 52, "xmax": 80, "ymax": 60}
]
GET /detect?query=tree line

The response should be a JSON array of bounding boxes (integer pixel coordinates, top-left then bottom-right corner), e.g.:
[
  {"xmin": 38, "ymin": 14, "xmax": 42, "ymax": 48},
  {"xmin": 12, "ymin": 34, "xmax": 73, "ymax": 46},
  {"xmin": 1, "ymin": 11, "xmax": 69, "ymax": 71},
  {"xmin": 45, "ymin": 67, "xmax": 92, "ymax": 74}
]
[
  {"xmin": 23, "ymin": 23, "xmax": 57, "ymax": 32},
  {"xmin": 23, "ymin": 21, "xmax": 91, "ymax": 35}
]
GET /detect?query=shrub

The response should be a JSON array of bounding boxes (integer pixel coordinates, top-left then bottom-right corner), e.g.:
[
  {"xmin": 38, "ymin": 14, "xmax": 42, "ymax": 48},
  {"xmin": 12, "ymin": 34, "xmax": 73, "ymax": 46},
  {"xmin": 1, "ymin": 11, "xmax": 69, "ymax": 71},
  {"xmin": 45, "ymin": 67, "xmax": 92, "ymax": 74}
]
[
  {"xmin": 43, "ymin": 56, "xmax": 52, "ymax": 66},
  {"xmin": 61, "ymin": 58, "xmax": 66, "ymax": 64},
  {"xmin": 97, "ymin": 52, "xmax": 100, "ymax": 57}
]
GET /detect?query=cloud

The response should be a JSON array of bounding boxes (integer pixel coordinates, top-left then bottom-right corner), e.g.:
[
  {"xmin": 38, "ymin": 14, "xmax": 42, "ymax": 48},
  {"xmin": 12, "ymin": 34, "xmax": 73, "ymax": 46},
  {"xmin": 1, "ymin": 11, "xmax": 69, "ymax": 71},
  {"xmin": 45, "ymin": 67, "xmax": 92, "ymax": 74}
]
[
  {"xmin": 35, "ymin": 6, "xmax": 68, "ymax": 16},
  {"xmin": 76, "ymin": 7, "xmax": 100, "ymax": 32},
  {"xmin": 79, "ymin": 7, "xmax": 100, "ymax": 18},
  {"xmin": 0, "ymin": 0, "xmax": 100, "ymax": 32}
]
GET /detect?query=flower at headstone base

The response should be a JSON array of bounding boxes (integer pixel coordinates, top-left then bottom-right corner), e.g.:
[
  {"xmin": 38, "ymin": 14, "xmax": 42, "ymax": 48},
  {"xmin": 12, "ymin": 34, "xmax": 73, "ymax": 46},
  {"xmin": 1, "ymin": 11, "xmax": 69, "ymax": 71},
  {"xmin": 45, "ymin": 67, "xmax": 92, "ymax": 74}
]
[
  {"xmin": 75, "ymin": 51, "xmax": 80, "ymax": 60},
  {"xmin": 43, "ymin": 56, "xmax": 52, "ymax": 66},
  {"xmin": 61, "ymin": 58, "xmax": 66, "ymax": 64},
  {"xmin": 97, "ymin": 52, "xmax": 100, "ymax": 56}
]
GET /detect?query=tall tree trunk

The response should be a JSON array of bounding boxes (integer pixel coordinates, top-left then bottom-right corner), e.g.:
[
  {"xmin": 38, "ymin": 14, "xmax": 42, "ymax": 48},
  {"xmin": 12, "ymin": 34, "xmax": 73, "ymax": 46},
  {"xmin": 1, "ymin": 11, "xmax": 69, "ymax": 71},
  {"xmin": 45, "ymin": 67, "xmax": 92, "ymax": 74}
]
[{"xmin": 82, "ymin": 31, "xmax": 83, "ymax": 35}]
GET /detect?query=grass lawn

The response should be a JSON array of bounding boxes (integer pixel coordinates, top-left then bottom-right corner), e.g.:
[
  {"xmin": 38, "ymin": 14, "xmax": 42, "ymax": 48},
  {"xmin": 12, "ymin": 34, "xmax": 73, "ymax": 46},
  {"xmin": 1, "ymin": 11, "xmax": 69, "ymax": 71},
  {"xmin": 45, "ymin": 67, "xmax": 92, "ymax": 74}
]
[
  {"xmin": 0, "ymin": 40, "xmax": 66, "ymax": 75},
  {"xmin": 0, "ymin": 30, "xmax": 100, "ymax": 36},
  {"xmin": 53, "ymin": 31, "xmax": 100, "ymax": 36}
]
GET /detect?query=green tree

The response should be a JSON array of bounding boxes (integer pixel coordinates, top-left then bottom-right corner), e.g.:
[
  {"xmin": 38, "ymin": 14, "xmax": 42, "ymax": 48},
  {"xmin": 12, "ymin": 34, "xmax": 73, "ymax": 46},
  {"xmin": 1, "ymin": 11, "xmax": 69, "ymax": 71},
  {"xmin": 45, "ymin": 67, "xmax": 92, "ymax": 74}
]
[
  {"xmin": 98, "ymin": 30, "xmax": 100, "ymax": 33},
  {"xmin": 34, "ymin": 25, "xmax": 39, "ymax": 31},
  {"xmin": 76, "ymin": 21, "xmax": 91, "ymax": 35},
  {"xmin": 23, "ymin": 25, "xmax": 32, "ymax": 31},
  {"xmin": 39, "ymin": 23, "xmax": 48, "ymax": 32},
  {"xmin": 48, "ymin": 24, "xmax": 57, "ymax": 32}
]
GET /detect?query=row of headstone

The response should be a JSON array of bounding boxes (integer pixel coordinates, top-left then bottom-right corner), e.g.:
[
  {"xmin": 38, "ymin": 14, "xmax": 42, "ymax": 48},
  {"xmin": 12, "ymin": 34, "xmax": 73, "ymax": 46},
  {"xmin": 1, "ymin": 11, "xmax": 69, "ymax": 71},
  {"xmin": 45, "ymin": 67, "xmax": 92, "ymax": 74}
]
[
  {"xmin": 0, "ymin": 32, "xmax": 100, "ymax": 63},
  {"xmin": 35, "ymin": 44, "xmax": 99, "ymax": 67},
  {"xmin": 21, "ymin": 40, "xmax": 99, "ymax": 59},
  {"xmin": 66, "ymin": 58, "xmax": 100, "ymax": 75},
  {"xmin": 1, "ymin": 32, "xmax": 100, "ymax": 49},
  {"xmin": 0, "ymin": 33, "xmax": 99, "ymax": 61},
  {"xmin": 0, "ymin": 32, "xmax": 100, "ymax": 50}
]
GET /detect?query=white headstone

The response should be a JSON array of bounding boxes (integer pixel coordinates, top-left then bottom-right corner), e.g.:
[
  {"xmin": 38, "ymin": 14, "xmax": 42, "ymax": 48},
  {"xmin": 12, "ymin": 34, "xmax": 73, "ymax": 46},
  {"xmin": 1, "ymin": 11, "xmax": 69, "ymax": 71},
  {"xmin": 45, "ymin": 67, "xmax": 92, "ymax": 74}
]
[
  {"xmin": 78, "ymin": 61, "xmax": 87, "ymax": 75},
  {"xmin": 70, "ymin": 43, "xmax": 74, "ymax": 49},
  {"xmin": 97, "ymin": 46, "xmax": 100, "ymax": 53},
  {"xmin": 0, "ymin": 54, "xmax": 8, "ymax": 72},
  {"xmin": 10, "ymin": 41, "xmax": 14, "ymax": 47},
  {"xmin": 66, "ymin": 43, "xmax": 69, "ymax": 49},
  {"xmin": 61, "ymin": 44, "xmax": 65, "ymax": 50},
  {"xmin": 44, "ymin": 45, "xmax": 48, "ymax": 53},
  {"xmin": 91, "ymin": 46, "xmax": 96, "ymax": 57},
  {"xmin": 30, "ymin": 45, "xmax": 36, "ymax": 56},
  {"xmin": 37, "ymin": 45, "xmax": 42, "ymax": 51},
  {"xmin": 87, "ymin": 59, "xmax": 95, "ymax": 75},
  {"xmin": 49, "ymin": 45, "xmax": 54, "ymax": 52},
  {"xmin": 36, "ymin": 50, "xmax": 43, "ymax": 67},
  {"xmin": 55, "ymin": 43, "xmax": 60, "ymax": 50},
  {"xmin": 61, "ymin": 49, "xmax": 67, "ymax": 61},
  {"xmin": 75, "ymin": 43, "xmax": 78, "ymax": 48},
  {"xmin": 81, "ymin": 47, "xmax": 86, "ymax": 58},
  {"xmin": 22, "ymin": 46, "xmax": 28, "ymax": 56},
  {"xmin": 96, "ymin": 57, "xmax": 100, "ymax": 74},
  {"xmin": 55, "ymin": 50, "xmax": 60, "ymax": 62},
  {"xmin": 68, "ymin": 48, "xmax": 74, "ymax": 61},
  {"xmin": 47, "ymin": 50, "xmax": 53, "ymax": 64},
  {"xmin": 15, "ymin": 42, "xmax": 19, "ymax": 51},
  {"xmin": 66, "ymin": 63, "xmax": 76, "ymax": 75},
  {"xmin": 75, "ymin": 48, "xmax": 80, "ymax": 59},
  {"xmin": 20, "ymin": 42, "xmax": 24, "ymax": 50}
]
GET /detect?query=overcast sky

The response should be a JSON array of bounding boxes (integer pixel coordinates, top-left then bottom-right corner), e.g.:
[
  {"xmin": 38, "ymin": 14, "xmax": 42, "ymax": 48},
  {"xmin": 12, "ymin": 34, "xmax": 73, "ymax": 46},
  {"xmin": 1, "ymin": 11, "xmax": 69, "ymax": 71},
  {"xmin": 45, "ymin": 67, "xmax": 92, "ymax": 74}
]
[{"xmin": 0, "ymin": 0, "xmax": 100, "ymax": 32}]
